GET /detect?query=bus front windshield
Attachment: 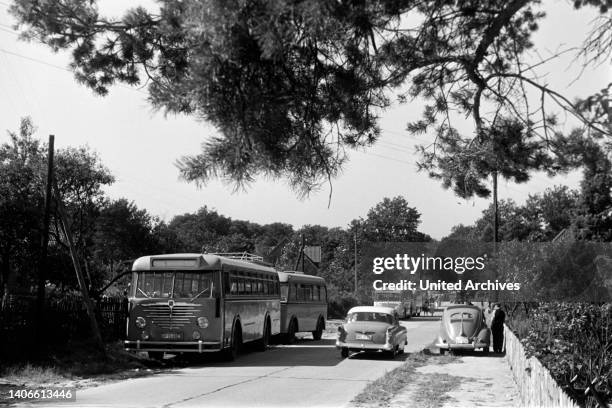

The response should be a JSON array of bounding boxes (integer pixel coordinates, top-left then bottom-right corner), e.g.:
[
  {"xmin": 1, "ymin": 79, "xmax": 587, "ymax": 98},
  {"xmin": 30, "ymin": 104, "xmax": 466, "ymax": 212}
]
[{"xmin": 135, "ymin": 271, "xmax": 214, "ymax": 299}]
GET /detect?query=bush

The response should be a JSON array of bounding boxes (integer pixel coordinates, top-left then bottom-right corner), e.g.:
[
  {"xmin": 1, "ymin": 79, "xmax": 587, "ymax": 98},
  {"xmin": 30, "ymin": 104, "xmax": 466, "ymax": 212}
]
[
  {"xmin": 508, "ymin": 302, "xmax": 611, "ymax": 407},
  {"xmin": 326, "ymin": 284, "xmax": 373, "ymax": 318}
]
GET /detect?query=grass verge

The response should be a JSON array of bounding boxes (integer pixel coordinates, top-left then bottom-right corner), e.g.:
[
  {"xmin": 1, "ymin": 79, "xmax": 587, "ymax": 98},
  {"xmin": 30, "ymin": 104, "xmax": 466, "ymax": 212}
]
[
  {"xmin": 350, "ymin": 351, "xmax": 459, "ymax": 408},
  {"xmin": 0, "ymin": 341, "xmax": 163, "ymax": 391},
  {"xmin": 411, "ymin": 373, "xmax": 462, "ymax": 408}
]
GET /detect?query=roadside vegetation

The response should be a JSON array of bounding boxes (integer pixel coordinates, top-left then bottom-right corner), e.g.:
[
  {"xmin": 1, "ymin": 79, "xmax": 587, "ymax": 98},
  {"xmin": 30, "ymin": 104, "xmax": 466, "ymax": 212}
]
[
  {"xmin": 351, "ymin": 351, "xmax": 459, "ymax": 408},
  {"xmin": 0, "ymin": 342, "xmax": 161, "ymax": 389},
  {"xmin": 507, "ymin": 302, "xmax": 611, "ymax": 408}
]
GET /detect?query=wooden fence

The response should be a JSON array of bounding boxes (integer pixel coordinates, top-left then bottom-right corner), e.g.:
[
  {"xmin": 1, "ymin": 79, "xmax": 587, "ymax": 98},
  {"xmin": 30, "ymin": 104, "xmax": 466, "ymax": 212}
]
[
  {"xmin": 0, "ymin": 294, "xmax": 127, "ymax": 357},
  {"xmin": 504, "ymin": 325, "xmax": 580, "ymax": 408}
]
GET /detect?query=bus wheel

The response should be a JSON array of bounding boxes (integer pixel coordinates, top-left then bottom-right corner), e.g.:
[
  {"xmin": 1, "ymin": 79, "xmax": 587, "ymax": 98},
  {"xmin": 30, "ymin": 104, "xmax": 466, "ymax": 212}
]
[
  {"xmin": 148, "ymin": 351, "xmax": 164, "ymax": 361},
  {"xmin": 224, "ymin": 324, "xmax": 242, "ymax": 361},
  {"xmin": 285, "ymin": 319, "xmax": 297, "ymax": 344},
  {"xmin": 312, "ymin": 318, "xmax": 324, "ymax": 341},
  {"xmin": 256, "ymin": 318, "xmax": 271, "ymax": 352},
  {"xmin": 341, "ymin": 347, "xmax": 349, "ymax": 358}
]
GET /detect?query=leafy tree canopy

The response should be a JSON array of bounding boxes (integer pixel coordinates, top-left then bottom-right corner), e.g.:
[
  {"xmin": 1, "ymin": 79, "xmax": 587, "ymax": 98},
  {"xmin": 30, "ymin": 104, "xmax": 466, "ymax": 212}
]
[{"xmin": 9, "ymin": 0, "xmax": 611, "ymax": 196}]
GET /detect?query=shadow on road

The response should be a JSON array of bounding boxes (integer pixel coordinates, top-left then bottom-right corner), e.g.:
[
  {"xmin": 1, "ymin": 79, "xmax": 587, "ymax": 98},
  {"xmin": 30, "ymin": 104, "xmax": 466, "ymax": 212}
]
[
  {"xmin": 165, "ymin": 338, "xmax": 344, "ymax": 368},
  {"xmin": 346, "ymin": 350, "xmax": 411, "ymax": 362},
  {"xmin": 402, "ymin": 316, "xmax": 442, "ymax": 322},
  {"xmin": 427, "ymin": 347, "xmax": 507, "ymax": 358}
]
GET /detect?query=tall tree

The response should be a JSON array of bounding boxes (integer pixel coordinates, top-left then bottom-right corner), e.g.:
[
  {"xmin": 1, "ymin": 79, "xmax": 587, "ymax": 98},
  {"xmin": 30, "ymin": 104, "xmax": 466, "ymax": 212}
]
[
  {"xmin": 361, "ymin": 196, "xmax": 430, "ymax": 242},
  {"xmin": 0, "ymin": 118, "xmax": 114, "ymax": 297},
  {"xmin": 9, "ymin": 0, "xmax": 609, "ymax": 195}
]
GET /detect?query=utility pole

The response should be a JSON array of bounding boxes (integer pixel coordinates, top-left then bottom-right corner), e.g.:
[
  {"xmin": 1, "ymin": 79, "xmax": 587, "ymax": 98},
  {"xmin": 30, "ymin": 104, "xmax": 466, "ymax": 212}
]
[
  {"xmin": 354, "ymin": 230, "xmax": 358, "ymax": 294},
  {"xmin": 53, "ymin": 182, "xmax": 105, "ymax": 354},
  {"xmin": 36, "ymin": 135, "xmax": 54, "ymax": 337},
  {"xmin": 301, "ymin": 234, "xmax": 305, "ymax": 273},
  {"xmin": 492, "ymin": 169, "xmax": 499, "ymax": 303},
  {"xmin": 493, "ymin": 169, "xmax": 499, "ymax": 250}
]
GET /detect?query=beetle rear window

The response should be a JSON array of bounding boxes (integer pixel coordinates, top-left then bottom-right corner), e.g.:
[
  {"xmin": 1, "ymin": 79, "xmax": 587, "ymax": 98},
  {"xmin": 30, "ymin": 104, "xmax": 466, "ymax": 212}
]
[{"xmin": 449, "ymin": 312, "xmax": 474, "ymax": 322}]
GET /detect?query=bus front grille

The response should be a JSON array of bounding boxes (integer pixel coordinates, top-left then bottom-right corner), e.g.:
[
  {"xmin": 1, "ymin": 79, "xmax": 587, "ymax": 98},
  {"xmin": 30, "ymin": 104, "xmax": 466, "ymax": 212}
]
[{"xmin": 141, "ymin": 303, "xmax": 200, "ymax": 330}]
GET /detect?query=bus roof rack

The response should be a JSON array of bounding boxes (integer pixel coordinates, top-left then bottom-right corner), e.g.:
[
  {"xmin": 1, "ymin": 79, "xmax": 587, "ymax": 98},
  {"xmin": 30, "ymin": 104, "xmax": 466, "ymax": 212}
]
[{"xmin": 208, "ymin": 252, "xmax": 272, "ymax": 266}]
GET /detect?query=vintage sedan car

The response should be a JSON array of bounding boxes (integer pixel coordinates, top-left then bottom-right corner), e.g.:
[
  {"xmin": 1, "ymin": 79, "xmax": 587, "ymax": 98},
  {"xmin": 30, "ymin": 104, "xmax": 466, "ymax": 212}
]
[
  {"xmin": 336, "ymin": 306, "xmax": 407, "ymax": 358},
  {"xmin": 435, "ymin": 304, "xmax": 490, "ymax": 354}
]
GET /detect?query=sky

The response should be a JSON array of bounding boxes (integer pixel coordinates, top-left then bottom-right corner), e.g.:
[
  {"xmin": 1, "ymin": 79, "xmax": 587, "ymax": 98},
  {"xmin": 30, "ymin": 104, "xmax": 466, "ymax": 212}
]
[{"xmin": 0, "ymin": 0, "xmax": 609, "ymax": 239}]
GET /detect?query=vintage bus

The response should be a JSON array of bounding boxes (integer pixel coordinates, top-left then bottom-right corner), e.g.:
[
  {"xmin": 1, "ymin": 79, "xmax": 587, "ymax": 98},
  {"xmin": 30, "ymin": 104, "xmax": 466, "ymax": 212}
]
[
  {"xmin": 124, "ymin": 253, "xmax": 280, "ymax": 360},
  {"xmin": 278, "ymin": 271, "xmax": 327, "ymax": 342},
  {"xmin": 372, "ymin": 290, "xmax": 423, "ymax": 318}
]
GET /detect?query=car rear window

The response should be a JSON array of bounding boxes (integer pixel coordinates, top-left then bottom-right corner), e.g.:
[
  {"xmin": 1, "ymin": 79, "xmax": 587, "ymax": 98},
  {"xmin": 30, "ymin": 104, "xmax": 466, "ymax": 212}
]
[
  {"xmin": 449, "ymin": 312, "xmax": 474, "ymax": 322},
  {"xmin": 348, "ymin": 312, "xmax": 393, "ymax": 324}
]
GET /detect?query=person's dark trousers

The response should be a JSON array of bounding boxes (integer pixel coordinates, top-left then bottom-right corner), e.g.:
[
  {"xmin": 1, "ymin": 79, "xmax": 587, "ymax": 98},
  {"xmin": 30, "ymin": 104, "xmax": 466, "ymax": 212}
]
[{"xmin": 492, "ymin": 324, "xmax": 503, "ymax": 353}]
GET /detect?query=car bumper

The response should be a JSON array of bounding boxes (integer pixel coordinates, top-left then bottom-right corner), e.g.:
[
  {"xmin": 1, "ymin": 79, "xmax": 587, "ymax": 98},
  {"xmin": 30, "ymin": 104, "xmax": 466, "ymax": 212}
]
[
  {"xmin": 435, "ymin": 341, "xmax": 488, "ymax": 350},
  {"xmin": 336, "ymin": 340, "xmax": 394, "ymax": 351},
  {"xmin": 124, "ymin": 340, "xmax": 223, "ymax": 353}
]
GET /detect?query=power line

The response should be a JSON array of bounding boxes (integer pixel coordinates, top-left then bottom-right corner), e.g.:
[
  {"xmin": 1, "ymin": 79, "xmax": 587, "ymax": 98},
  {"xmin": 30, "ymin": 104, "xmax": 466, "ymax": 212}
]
[
  {"xmin": 354, "ymin": 148, "xmax": 417, "ymax": 166},
  {"xmin": 0, "ymin": 26, "xmax": 16, "ymax": 36},
  {"xmin": 0, "ymin": 46, "xmax": 147, "ymax": 94}
]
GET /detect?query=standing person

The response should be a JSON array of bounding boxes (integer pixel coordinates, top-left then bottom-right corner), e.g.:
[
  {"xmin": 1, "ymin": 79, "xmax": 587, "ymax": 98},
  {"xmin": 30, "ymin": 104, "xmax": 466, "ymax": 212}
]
[{"xmin": 491, "ymin": 303, "xmax": 506, "ymax": 353}]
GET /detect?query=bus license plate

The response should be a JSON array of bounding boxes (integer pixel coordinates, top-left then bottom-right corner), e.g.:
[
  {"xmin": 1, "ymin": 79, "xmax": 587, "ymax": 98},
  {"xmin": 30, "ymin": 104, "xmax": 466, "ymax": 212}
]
[
  {"xmin": 356, "ymin": 334, "xmax": 371, "ymax": 340},
  {"xmin": 455, "ymin": 336, "xmax": 469, "ymax": 344},
  {"xmin": 161, "ymin": 332, "xmax": 183, "ymax": 340}
]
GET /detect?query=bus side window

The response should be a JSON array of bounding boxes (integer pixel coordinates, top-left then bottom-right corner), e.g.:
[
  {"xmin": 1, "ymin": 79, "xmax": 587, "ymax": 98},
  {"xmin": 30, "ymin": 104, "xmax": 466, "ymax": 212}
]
[
  {"xmin": 223, "ymin": 272, "xmax": 231, "ymax": 295},
  {"xmin": 304, "ymin": 285, "xmax": 312, "ymax": 301},
  {"xmin": 313, "ymin": 285, "xmax": 319, "ymax": 301},
  {"xmin": 289, "ymin": 283, "xmax": 296, "ymax": 300}
]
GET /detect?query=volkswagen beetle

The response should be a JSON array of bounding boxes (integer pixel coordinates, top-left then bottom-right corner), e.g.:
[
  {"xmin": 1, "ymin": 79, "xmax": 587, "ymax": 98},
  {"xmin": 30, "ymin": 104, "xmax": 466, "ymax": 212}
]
[
  {"xmin": 435, "ymin": 304, "xmax": 490, "ymax": 354},
  {"xmin": 336, "ymin": 306, "xmax": 407, "ymax": 358}
]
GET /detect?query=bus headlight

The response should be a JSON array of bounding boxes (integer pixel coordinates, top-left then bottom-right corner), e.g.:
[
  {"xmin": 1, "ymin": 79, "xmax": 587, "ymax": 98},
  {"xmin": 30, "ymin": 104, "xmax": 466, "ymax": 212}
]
[
  {"xmin": 135, "ymin": 316, "xmax": 146, "ymax": 329},
  {"xmin": 141, "ymin": 331, "xmax": 150, "ymax": 340},
  {"xmin": 197, "ymin": 317, "xmax": 209, "ymax": 328}
]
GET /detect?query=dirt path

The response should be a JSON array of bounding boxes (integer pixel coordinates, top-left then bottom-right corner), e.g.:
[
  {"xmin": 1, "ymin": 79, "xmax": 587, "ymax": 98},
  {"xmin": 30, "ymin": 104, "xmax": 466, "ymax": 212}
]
[{"xmin": 389, "ymin": 354, "xmax": 518, "ymax": 408}]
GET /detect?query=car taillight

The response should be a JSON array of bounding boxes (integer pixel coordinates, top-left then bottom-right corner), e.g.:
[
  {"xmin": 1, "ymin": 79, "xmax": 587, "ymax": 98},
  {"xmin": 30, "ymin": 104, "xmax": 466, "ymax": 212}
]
[{"xmin": 386, "ymin": 327, "xmax": 393, "ymax": 342}]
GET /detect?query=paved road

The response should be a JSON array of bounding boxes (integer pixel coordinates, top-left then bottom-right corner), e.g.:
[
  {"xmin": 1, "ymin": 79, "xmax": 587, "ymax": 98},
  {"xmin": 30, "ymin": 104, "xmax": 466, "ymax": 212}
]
[{"xmin": 25, "ymin": 318, "xmax": 440, "ymax": 408}]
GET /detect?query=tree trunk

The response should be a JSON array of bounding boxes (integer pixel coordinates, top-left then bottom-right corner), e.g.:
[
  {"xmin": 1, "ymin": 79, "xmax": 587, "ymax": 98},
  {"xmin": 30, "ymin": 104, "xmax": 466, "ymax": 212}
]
[{"xmin": 1, "ymin": 249, "xmax": 10, "ymax": 309}]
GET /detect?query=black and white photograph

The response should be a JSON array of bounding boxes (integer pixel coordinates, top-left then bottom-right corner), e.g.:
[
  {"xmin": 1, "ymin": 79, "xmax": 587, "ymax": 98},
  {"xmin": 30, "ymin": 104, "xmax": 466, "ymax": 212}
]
[{"xmin": 0, "ymin": 0, "xmax": 610, "ymax": 407}]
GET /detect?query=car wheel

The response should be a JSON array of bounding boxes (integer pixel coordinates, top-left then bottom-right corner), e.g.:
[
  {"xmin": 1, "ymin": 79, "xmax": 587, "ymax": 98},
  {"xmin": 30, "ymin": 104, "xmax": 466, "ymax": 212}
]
[
  {"xmin": 312, "ymin": 318, "xmax": 323, "ymax": 341},
  {"xmin": 482, "ymin": 346, "xmax": 489, "ymax": 355},
  {"xmin": 398, "ymin": 340, "xmax": 405, "ymax": 355},
  {"xmin": 387, "ymin": 345, "xmax": 398, "ymax": 359},
  {"xmin": 148, "ymin": 351, "xmax": 164, "ymax": 361},
  {"xmin": 439, "ymin": 348, "xmax": 446, "ymax": 355},
  {"xmin": 341, "ymin": 347, "xmax": 349, "ymax": 358}
]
